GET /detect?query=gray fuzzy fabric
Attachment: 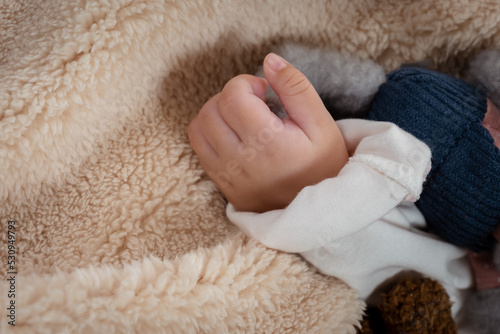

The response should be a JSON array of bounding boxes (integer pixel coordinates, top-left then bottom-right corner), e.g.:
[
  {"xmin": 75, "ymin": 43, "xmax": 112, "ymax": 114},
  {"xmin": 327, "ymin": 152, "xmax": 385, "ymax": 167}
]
[
  {"xmin": 468, "ymin": 288, "xmax": 500, "ymax": 334},
  {"xmin": 256, "ymin": 42, "xmax": 386, "ymax": 119},
  {"xmin": 495, "ymin": 243, "xmax": 500, "ymax": 272},
  {"xmin": 468, "ymin": 241, "xmax": 500, "ymax": 334},
  {"xmin": 468, "ymin": 48, "xmax": 500, "ymax": 109}
]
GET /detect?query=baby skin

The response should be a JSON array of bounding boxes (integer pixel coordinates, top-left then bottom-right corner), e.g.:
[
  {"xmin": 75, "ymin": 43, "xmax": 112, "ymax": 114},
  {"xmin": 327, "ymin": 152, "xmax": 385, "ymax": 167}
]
[{"xmin": 188, "ymin": 54, "xmax": 349, "ymax": 212}]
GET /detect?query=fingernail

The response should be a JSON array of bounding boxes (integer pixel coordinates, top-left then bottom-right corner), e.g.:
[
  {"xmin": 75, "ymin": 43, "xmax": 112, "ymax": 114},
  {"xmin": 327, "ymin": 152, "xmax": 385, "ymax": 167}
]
[{"xmin": 265, "ymin": 53, "xmax": 288, "ymax": 72}]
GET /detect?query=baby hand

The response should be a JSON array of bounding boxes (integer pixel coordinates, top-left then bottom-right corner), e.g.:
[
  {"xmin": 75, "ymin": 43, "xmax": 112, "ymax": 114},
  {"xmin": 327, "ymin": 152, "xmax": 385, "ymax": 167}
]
[{"xmin": 188, "ymin": 53, "xmax": 348, "ymax": 212}]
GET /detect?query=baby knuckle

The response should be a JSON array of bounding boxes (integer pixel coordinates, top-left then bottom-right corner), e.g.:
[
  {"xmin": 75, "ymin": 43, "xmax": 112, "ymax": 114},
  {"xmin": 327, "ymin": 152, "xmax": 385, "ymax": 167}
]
[
  {"xmin": 283, "ymin": 71, "xmax": 311, "ymax": 97},
  {"xmin": 198, "ymin": 106, "xmax": 212, "ymax": 123},
  {"xmin": 262, "ymin": 141, "xmax": 281, "ymax": 160},
  {"xmin": 224, "ymin": 74, "xmax": 249, "ymax": 93},
  {"xmin": 219, "ymin": 92, "xmax": 245, "ymax": 118}
]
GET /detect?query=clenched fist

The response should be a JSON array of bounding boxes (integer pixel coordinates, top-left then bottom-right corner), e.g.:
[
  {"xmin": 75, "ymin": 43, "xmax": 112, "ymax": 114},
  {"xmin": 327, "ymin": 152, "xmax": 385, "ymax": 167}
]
[{"xmin": 188, "ymin": 53, "xmax": 348, "ymax": 212}]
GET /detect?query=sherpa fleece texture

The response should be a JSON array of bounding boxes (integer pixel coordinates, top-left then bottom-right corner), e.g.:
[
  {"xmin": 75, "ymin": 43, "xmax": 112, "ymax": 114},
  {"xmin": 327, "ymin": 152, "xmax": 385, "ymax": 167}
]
[{"xmin": 1, "ymin": 0, "xmax": 500, "ymax": 333}]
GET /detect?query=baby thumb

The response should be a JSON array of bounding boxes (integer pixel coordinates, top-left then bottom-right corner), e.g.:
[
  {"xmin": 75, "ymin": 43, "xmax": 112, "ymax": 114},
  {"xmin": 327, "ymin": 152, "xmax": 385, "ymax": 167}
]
[{"xmin": 263, "ymin": 53, "xmax": 332, "ymax": 138}]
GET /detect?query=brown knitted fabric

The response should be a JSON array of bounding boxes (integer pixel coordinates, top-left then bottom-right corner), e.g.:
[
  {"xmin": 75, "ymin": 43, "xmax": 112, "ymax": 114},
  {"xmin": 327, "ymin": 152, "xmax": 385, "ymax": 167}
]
[{"xmin": 378, "ymin": 277, "xmax": 457, "ymax": 334}]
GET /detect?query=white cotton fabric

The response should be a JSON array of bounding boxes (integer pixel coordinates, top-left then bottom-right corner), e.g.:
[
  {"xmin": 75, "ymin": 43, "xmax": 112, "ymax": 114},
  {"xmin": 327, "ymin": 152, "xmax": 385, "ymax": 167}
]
[{"xmin": 227, "ymin": 119, "xmax": 473, "ymax": 322}]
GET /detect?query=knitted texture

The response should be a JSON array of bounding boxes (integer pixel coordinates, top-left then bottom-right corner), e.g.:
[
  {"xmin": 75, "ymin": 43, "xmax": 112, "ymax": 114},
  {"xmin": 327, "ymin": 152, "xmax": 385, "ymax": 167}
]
[
  {"xmin": 369, "ymin": 68, "xmax": 500, "ymax": 252},
  {"xmin": 378, "ymin": 277, "xmax": 456, "ymax": 334}
]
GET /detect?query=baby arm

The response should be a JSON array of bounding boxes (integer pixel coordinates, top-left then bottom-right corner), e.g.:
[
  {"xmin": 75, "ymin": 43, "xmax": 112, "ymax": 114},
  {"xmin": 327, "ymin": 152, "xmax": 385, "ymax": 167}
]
[{"xmin": 188, "ymin": 54, "xmax": 349, "ymax": 213}]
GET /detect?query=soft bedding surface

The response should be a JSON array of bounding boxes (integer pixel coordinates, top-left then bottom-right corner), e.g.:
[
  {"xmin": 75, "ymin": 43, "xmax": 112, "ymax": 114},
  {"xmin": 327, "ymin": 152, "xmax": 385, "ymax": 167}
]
[{"xmin": 1, "ymin": 0, "xmax": 500, "ymax": 332}]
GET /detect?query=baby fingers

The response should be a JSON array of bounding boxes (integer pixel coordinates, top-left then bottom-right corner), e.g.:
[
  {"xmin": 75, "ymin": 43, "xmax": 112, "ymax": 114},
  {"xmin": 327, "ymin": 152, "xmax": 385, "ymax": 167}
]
[
  {"xmin": 218, "ymin": 75, "xmax": 282, "ymax": 143},
  {"xmin": 197, "ymin": 93, "xmax": 242, "ymax": 158}
]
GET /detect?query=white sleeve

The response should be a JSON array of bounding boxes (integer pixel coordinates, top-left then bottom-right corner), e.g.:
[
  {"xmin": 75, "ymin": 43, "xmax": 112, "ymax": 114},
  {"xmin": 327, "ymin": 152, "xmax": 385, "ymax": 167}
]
[
  {"xmin": 226, "ymin": 119, "xmax": 432, "ymax": 253},
  {"xmin": 226, "ymin": 119, "xmax": 473, "ymax": 328}
]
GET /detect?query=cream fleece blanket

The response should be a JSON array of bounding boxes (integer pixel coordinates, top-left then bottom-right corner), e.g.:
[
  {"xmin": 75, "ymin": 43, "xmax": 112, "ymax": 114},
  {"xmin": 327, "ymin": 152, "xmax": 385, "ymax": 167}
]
[{"xmin": 1, "ymin": 0, "xmax": 499, "ymax": 333}]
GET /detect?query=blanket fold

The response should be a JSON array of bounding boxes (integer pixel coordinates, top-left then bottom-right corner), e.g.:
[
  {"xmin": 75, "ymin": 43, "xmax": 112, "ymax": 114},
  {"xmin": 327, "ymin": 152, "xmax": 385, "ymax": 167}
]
[{"xmin": 1, "ymin": 0, "xmax": 500, "ymax": 332}]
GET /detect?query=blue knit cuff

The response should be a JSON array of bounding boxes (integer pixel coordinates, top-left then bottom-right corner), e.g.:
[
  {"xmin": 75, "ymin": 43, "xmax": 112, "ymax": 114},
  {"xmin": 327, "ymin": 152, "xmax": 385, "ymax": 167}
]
[{"xmin": 369, "ymin": 68, "xmax": 500, "ymax": 252}]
